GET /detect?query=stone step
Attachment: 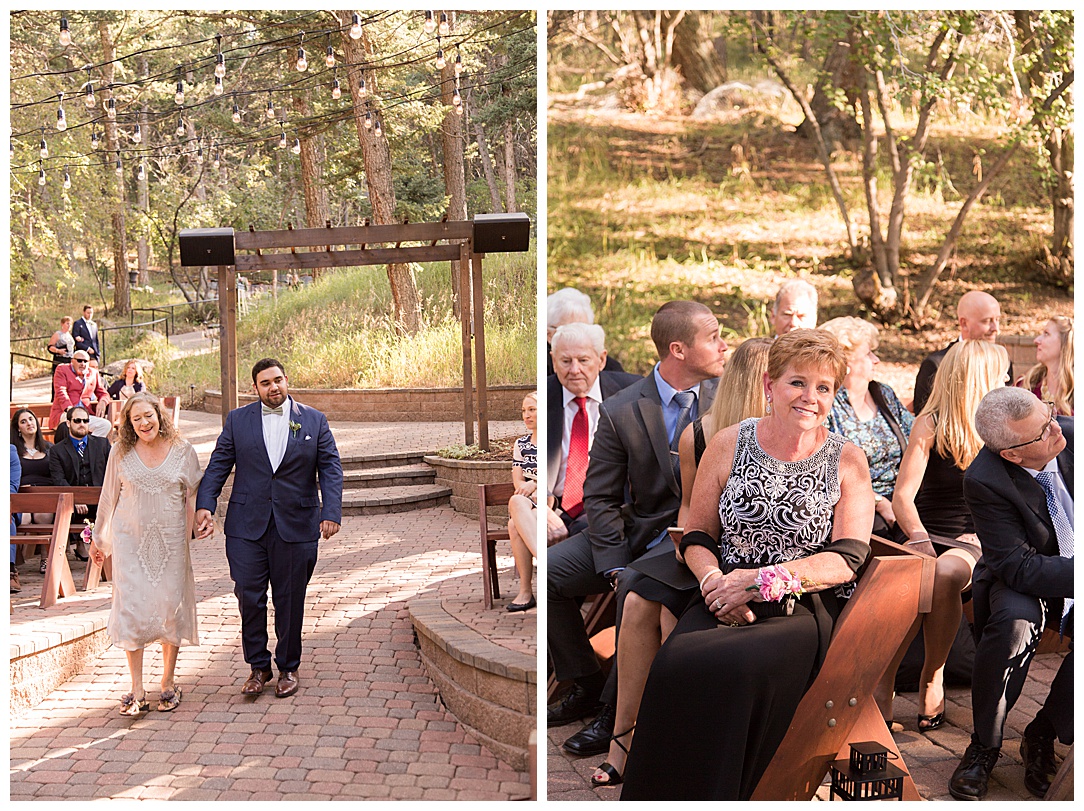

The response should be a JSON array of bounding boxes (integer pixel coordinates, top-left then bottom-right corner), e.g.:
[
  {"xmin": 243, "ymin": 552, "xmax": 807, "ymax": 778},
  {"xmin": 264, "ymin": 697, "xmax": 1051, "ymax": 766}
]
[
  {"xmin": 339, "ymin": 451, "xmax": 429, "ymax": 472},
  {"xmin": 343, "ymin": 464, "xmax": 436, "ymax": 490},
  {"xmin": 340, "ymin": 484, "xmax": 451, "ymax": 515}
]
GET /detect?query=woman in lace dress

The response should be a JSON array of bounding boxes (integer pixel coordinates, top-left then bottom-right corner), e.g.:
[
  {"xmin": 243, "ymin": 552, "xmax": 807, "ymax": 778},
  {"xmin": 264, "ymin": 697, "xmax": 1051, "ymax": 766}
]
[
  {"xmin": 90, "ymin": 392, "xmax": 202, "ymax": 716},
  {"xmin": 621, "ymin": 330, "xmax": 875, "ymax": 800}
]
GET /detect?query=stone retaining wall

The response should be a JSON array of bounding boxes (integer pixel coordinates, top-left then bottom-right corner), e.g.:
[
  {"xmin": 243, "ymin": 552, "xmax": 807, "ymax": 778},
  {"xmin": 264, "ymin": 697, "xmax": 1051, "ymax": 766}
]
[
  {"xmin": 204, "ymin": 385, "xmax": 535, "ymax": 422},
  {"xmin": 11, "ymin": 628, "xmax": 111, "ymax": 717},
  {"xmin": 424, "ymin": 456, "xmax": 514, "ymax": 521}
]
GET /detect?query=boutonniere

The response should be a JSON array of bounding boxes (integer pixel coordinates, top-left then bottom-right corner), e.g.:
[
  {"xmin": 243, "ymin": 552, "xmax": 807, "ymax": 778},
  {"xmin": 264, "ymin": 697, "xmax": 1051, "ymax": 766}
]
[{"xmin": 289, "ymin": 421, "xmax": 301, "ymax": 438}]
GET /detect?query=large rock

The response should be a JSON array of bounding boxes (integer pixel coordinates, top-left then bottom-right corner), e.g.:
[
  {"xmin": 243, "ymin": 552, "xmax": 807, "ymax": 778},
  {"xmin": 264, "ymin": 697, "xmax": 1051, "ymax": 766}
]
[{"xmin": 691, "ymin": 80, "xmax": 791, "ymax": 118}]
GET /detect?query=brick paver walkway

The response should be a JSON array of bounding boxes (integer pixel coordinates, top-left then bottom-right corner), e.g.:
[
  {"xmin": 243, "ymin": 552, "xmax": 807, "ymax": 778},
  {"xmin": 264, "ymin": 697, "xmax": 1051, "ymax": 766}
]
[{"xmin": 547, "ymin": 653, "xmax": 1069, "ymax": 801}]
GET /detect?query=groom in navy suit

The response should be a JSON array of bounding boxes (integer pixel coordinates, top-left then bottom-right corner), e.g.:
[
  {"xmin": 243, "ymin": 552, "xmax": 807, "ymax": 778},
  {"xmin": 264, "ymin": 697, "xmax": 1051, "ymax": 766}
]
[{"xmin": 196, "ymin": 358, "xmax": 343, "ymax": 698}]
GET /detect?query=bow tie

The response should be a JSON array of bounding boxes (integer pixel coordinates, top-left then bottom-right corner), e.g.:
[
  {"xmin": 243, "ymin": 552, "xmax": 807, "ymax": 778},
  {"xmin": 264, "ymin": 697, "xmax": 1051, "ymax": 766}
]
[{"xmin": 262, "ymin": 404, "xmax": 283, "ymax": 416}]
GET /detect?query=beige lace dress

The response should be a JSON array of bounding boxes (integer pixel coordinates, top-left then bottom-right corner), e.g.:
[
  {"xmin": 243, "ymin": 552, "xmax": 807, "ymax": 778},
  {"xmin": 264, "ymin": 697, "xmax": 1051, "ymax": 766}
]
[{"xmin": 93, "ymin": 440, "xmax": 202, "ymax": 651}]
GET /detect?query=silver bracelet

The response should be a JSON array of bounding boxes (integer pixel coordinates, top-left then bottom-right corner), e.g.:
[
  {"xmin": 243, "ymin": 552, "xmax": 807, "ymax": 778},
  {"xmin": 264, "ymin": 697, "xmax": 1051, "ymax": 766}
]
[{"xmin": 698, "ymin": 568, "xmax": 722, "ymax": 590}]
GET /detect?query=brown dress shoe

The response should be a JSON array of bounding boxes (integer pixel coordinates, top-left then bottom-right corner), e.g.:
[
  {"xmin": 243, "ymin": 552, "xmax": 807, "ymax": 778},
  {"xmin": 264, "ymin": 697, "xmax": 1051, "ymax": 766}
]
[
  {"xmin": 241, "ymin": 668, "xmax": 274, "ymax": 695},
  {"xmin": 275, "ymin": 671, "xmax": 300, "ymax": 698}
]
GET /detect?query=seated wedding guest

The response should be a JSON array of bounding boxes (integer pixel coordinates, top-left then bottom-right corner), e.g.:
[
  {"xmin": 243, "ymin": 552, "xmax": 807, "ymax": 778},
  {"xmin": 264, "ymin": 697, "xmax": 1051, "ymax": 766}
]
[
  {"xmin": 821, "ymin": 317, "xmax": 913, "ymax": 534},
  {"xmin": 880, "ymin": 341, "xmax": 1009, "ymax": 730},
  {"xmin": 620, "ymin": 329, "xmax": 874, "ymax": 800},
  {"xmin": 51, "ymin": 350, "xmax": 111, "ymax": 439},
  {"xmin": 590, "ymin": 337, "xmax": 769, "ymax": 787},
  {"xmin": 546, "ymin": 287, "xmax": 626, "ymax": 375},
  {"xmin": 48, "ymin": 405, "xmax": 111, "ymax": 561},
  {"xmin": 11, "ymin": 408, "xmax": 56, "ymax": 573},
  {"xmin": 548, "ymin": 303, "xmax": 724, "ymax": 756},
  {"xmin": 90, "ymin": 393, "xmax": 203, "ymax": 716},
  {"xmin": 108, "ymin": 360, "xmax": 146, "ymax": 403},
  {"xmin": 1017, "ymin": 316, "xmax": 1073, "ymax": 416},
  {"xmin": 770, "ymin": 279, "xmax": 818, "ymax": 337},
  {"xmin": 506, "ymin": 392, "xmax": 539, "ymax": 612},
  {"xmin": 913, "ymin": 290, "xmax": 1010, "ymax": 414},
  {"xmin": 47, "ymin": 316, "xmax": 75, "ymax": 398},
  {"xmin": 11, "ymin": 444, "xmax": 21, "ymax": 593},
  {"xmin": 949, "ymin": 387, "xmax": 1072, "ymax": 800}
]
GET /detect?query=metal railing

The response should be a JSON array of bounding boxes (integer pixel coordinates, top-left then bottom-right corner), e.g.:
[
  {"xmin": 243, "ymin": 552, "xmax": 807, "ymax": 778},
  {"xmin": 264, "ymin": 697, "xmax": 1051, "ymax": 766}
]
[{"xmin": 130, "ymin": 297, "xmax": 218, "ymax": 338}]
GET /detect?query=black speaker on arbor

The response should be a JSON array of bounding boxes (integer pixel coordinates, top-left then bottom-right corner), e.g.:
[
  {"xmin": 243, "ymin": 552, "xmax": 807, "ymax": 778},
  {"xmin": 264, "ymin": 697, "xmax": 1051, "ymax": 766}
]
[
  {"xmin": 471, "ymin": 213, "xmax": 530, "ymax": 253},
  {"xmin": 179, "ymin": 227, "xmax": 236, "ymax": 266}
]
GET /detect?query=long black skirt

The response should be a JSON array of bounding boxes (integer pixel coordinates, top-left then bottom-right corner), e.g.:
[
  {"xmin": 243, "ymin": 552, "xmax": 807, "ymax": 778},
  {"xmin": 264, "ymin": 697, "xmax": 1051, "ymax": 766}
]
[{"xmin": 620, "ymin": 597, "xmax": 819, "ymax": 800}]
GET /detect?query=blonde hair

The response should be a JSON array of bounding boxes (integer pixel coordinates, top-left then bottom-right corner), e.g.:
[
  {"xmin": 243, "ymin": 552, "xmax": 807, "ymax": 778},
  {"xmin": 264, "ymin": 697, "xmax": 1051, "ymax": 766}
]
[
  {"xmin": 522, "ymin": 391, "xmax": 538, "ymax": 406},
  {"xmin": 1023, "ymin": 316, "xmax": 1074, "ymax": 415},
  {"xmin": 701, "ymin": 338, "xmax": 771, "ymax": 441},
  {"xmin": 921, "ymin": 340, "xmax": 1008, "ymax": 470},
  {"xmin": 766, "ymin": 328, "xmax": 847, "ymax": 391},
  {"xmin": 818, "ymin": 316, "xmax": 879, "ymax": 355},
  {"xmin": 116, "ymin": 392, "xmax": 181, "ymax": 456}
]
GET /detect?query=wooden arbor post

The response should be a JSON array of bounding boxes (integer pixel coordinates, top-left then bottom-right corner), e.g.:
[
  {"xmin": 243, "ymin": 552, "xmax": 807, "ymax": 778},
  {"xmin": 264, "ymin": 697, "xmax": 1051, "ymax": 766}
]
[{"xmin": 180, "ymin": 216, "xmax": 530, "ymax": 440}]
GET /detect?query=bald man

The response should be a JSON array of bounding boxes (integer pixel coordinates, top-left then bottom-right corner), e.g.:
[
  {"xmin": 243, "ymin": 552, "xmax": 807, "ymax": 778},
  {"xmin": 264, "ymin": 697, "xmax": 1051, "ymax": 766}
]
[{"xmin": 913, "ymin": 290, "xmax": 1012, "ymax": 413}]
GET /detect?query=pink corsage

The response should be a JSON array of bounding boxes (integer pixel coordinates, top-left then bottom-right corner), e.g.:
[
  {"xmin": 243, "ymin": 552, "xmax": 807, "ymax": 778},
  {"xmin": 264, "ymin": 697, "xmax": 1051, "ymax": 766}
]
[
  {"xmin": 749, "ymin": 564, "xmax": 804, "ymax": 603},
  {"xmin": 81, "ymin": 519, "xmax": 94, "ymax": 544}
]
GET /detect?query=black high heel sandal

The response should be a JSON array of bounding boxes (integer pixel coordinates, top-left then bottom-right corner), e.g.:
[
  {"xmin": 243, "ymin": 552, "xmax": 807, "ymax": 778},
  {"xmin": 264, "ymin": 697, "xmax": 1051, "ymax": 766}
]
[
  {"xmin": 591, "ymin": 725, "xmax": 635, "ymax": 787},
  {"xmin": 917, "ymin": 711, "xmax": 945, "ymax": 732}
]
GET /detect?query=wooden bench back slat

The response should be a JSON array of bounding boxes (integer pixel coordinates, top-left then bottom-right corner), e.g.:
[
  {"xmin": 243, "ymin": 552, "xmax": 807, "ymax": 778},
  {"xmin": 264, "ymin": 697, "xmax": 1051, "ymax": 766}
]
[
  {"xmin": 479, "ymin": 482, "xmax": 516, "ymax": 609},
  {"xmin": 9, "ymin": 492, "xmax": 77, "ymax": 608},
  {"xmin": 19, "ymin": 485, "xmax": 103, "ymax": 504}
]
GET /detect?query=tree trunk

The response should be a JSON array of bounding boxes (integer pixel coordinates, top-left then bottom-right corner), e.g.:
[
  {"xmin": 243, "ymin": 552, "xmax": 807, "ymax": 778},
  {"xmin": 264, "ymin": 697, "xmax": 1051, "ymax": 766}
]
[
  {"xmin": 136, "ymin": 56, "xmax": 150, "ymax": 285},
  {"xmin": 1047, "ymin": 127, "xmax": 1073, "ymax": 275},
  {"xmin": 796, "ymin": 34, "xmax": 861, "ymax": 151},
  {"xmin": 671, "ymin": 11, "xmax": 726, "ymax": 94},
  {"xmin": 439, "ymin": 11, "xmax": 467, "ymax": 318},
  {"xmin": 294, "ymin": 86, "xmax": 330, "ymax": 280},
  {"xmin": 500, "ymin": 119, "xmax": 517, "ymax": 213},
  {"xmin": 99, "ymin": 21, "xmax": 129, "ymax": 316},
  {"xmin": 337, "ymin": 10, "xmax": 421, "ymax": 333},
  {"xmin": 474, "ymin": 121, "xmax": 503, "ymax": 212}
]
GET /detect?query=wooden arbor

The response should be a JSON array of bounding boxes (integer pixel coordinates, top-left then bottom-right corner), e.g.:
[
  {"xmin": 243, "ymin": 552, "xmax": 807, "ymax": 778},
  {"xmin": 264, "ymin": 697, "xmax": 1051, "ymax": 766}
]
[{"xmin": 180, "ymin": 214, "xmax": 529, "ymax": 447}]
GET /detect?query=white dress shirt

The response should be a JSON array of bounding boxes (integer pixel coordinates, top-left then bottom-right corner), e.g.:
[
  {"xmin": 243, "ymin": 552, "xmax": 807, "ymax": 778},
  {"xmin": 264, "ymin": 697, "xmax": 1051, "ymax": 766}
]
[{"xmin": 262, "ymin": 396, "xmax": 292, "ymax": 472}]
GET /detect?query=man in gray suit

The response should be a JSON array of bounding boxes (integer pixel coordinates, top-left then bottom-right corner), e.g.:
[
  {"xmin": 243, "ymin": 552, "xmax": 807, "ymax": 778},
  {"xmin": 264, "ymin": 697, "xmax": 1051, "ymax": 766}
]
[{"xmin": 547, "ymin": 301, "xmax": 727, "ymax": 744}]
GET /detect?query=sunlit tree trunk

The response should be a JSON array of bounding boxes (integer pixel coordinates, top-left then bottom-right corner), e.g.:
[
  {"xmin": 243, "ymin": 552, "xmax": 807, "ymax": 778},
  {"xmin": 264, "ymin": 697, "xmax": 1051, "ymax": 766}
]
[{"xmin": 100, "ymin": 21, "xmax": 130, "ymax": 316}]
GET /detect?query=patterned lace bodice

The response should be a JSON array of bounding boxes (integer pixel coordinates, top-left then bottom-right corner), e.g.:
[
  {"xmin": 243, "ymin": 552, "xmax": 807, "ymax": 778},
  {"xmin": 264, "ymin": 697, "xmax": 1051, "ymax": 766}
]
[{"xmin": 719, "ymin": 419, "xmax": 846, "ymax": 592}]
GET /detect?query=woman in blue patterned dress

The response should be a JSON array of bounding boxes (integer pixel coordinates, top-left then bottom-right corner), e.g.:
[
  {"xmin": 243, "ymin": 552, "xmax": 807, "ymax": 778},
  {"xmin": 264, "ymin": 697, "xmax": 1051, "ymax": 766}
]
[
  {"xmin": 621, "ymin": 330, "xmax": 875, "ymax": 800},
  {"xmin": 820, "ymin": 317, "xmax": 913, "ymax": 535},
  {"xmin": 506, "ymin": 392, "xmax": 538, "ymax": 611}
]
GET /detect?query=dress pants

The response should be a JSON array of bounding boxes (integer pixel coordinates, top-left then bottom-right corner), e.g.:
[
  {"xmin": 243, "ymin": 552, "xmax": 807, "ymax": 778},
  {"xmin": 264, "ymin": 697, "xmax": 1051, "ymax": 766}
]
[
  {"xmin": 548, "ymin": 529, "xmax": 613, "ymax": 682},
  {"xmin": 971, "ymin": 578, "xmax": 1074, "ymax": 747},
  {"xmin": 226, "ymin": 515, "xmax": 318, "ymax": 673}
]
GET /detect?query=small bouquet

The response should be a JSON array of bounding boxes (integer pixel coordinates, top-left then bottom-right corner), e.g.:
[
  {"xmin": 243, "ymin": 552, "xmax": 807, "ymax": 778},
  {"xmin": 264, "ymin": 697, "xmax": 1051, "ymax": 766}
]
[
  {"xmin": 81, "ymin": 519, "xmax": 94, "ymax": 544},
  {"xmin": 748, "ymin": 564, "xmax": 805, "ymax": 614},
  {"xmin": 289, "ymin": 420, "xmax": 302, "ymax": 438}
]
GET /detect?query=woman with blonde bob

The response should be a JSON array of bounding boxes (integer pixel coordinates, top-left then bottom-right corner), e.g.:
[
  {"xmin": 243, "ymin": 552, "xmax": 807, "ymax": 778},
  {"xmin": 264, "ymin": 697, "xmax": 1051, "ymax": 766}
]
[
  {"xmin": 1017, "ymin": 315, "xmax": 1073, "ymax": 416},
  {"xmin": 880, "ymin": 340, "xmax": 1009, "ymax": 732},
  {"xmin": 90, "ymin": 392, "xmax": 203, "ymax": 716}
]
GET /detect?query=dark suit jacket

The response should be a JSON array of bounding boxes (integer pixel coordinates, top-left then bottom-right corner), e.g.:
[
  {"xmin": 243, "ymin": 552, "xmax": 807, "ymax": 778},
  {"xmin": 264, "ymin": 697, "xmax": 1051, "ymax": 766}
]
[
  {"xmin": 584, "ymin": 373, "xmax": 718, "ymax": 575},
  {"xmin": 963, "ymin": 417, "xmax": 1073, "ymax": 631},
  {"xmin": 546, "ymin": 370, "xmax": 641, "ymax": 491},
  {"xmin": 48, "ymin": 435, "xmax": 110, "ymax": 487},
  {"xmin": 914, "ymin": 340, "xmax": 1013, "ymax": 414},
  {"xmin": 72, "ymin": 317, "xmax": 100, "ymax": 360},
  {"xmin": 196, "ymin": 398, "xmax": 343, "ymax": 542}
]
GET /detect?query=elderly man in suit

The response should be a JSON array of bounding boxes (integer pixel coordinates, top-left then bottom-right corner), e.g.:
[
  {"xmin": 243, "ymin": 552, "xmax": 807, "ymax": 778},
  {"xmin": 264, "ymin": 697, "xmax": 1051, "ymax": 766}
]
[
  {"xmin": 47, "ymin": 405, "xmax": 112, "ymax": 560},
  {"xmin": 913, "ymin": 290, "xmax": 1010, "ymax": 414},
  {"xmin": 547, "ymin": 322, "xmax": 640, "ymax": 544},
  {"xmin": 196, "ymin": 358, "xmax": 343, "ymax": 699},
  {"xmin": 548, "ymin": 301, "xmax": 727, "ymax": 749},
  {"xmin": 949, "ymin": 388, "xmax": 1073, "ymax": 800}
]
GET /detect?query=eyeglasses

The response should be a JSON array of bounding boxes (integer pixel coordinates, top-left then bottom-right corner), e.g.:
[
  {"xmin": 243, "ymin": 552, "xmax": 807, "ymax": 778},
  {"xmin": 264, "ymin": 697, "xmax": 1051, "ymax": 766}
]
[
  {"xmin": 1003, "ymin": 401, "xmax": 1056, "ymax": 450},
  {"xmin": 69, "ymin": 417, "xmax": 91, "ymax": 425},
  {"xmin": 72, "ymin": 358, "xmax": 88, "ymax": 364}
]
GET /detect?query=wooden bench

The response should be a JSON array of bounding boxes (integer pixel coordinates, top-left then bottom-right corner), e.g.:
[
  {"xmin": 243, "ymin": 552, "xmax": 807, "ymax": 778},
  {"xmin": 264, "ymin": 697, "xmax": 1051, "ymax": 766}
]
[
  {"xmin": 17, "ymin": 486, "xmax": 111, "ymax": 590},
  {"xmin": 10, "ymin": 492, "xmax": 75, "ymax": 608},
  {"xmin": 750, "ymin": 536, "xmax": 932, "ymax": 800},
  {"xmin": 479, "ymin": 482, "xmax": 515, "ymax": 609}
]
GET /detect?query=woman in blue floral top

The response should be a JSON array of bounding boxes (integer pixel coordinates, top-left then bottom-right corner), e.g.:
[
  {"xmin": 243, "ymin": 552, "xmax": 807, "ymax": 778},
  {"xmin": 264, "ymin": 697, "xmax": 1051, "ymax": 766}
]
[{"xmin": 821, "ymin": 317, "xmax": 913, "ymax": 535}]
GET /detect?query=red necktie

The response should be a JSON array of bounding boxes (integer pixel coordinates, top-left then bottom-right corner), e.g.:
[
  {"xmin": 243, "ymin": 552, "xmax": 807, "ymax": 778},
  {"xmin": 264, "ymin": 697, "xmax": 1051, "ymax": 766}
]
[{"xmin": 563, "ymin": 397, "xmax": 589, "ymax": 519}]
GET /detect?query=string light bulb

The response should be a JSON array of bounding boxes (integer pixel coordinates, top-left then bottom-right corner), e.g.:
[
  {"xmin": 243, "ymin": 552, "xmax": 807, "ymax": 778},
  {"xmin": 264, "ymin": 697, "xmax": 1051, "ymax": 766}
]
[
  {"xmin": 91, "ymin": 130, "xmax": 100, "ymax": 150},
  {"xmin": 197, "ymin": 143, "xmax": 204, "ymax": 164},
  {"xmin": 296, "ymin": 45, "xmax": 308, "ymax": 73},
  {"xmin": 423, "ymin": 11, "xmax": 436, "ymax": 33},
  {"xmin": 278, "ymin": 126, "xmax": 287, "ymax": 149},
  {"xmin": 435, "ymin": 37, "xmax": 446, "ymax": 70},
  {"xmin": 350, "ymin": 13, "xmax": 363, "ymax": 40},
  {"xmin": 213, "ymin": 152, "xmax": 221, "ymax": 169},
  {"xmin": 364, "ymin": 109, "xmax": 372, "ymax": 129},
  {"xmin": 115, "ymin": 155, "xmax": 123, "ymax": 176},
  {"xmin": 84, "ymin": 77, "xmax": 96, "ymax": 109},
  {"xmin": 266, "ymin": 95, "xmax": 275, "ymax": 120},
  {"xmin": 175, "ymin": 116, "xmax": 185, "ymax": 137},
  {"xmin": 452, "ymin": 86, "xmax": 462, "ymax": 108},
  {"xmin": 373, "ymin": 115, "xmax": 382, "ymax": 137},
  {"xmin": 325, "ymin": 45, "xmax": 335, "ymax": 68},
  {"xmin": 232, "ymin": 100, "xmax": 241, "ymax": 123},
  {"xmin": 214, "ymin": 75, "xmax": 224, "ymax": 96},
  {"xmin": 64, "ymin": 170, "xmax": 72, "ymax": 189},
  {"xmin": 454, "ymin": 49, "xmax": 463, "ymax": 76},
  {"xmin": 137, "ymin": 162, "xmax": 146, "ymax": 181},
  {"xmin": 292, "ymin": 138, "xmax": 301, "ymax": 155},
  {"xmin": 106, "ymin": 97, "xmax": 116, "ymax": 120},
  {"xmin": 132, "ymin": 123, "xmax": 142, "ymax": 144},
  {"xmin": 175, "ymin": 80, "xmax": 185, "ymax": 105},
  {"xmin": 56, "ymin": 94, "xmax": 67, "ymax": 131},
  {"xmin": 39, "ymin": 166, "xmax": 47, "ymax": 186},
  {"xmin": 439, "ymin": 12, "xmax": 450, "ymax": 35},
  {"xmin": 358, "ymin": 74, "xmax": 367, "ymax": 95},
  {"xmin": 39, "ymin": 130, "xmax": 48, "ymax": 159},
  {"xmin": 59, "ymin": 17, "xmax": 71, "ymax": 48},
  {"xmin": 215, "ymin": 52, "xmax": 226, "ymax": 79},
  {"xmin": 331, "ymin": 77, "xmax": 342, "ymax": 100}
]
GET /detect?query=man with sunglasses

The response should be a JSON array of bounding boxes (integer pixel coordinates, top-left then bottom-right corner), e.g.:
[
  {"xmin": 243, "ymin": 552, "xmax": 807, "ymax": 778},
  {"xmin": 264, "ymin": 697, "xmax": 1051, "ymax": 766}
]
[
  {"xmin": 47, "ymin": 405, "xmax": 112, "ymax": 561},
  {"xmin": 949, "ymin": 388, "xmax": 1073, "ymax": 800},
  {"xmin": 50, "ymin": 350, "xmax": 111, "ymax": 439}
]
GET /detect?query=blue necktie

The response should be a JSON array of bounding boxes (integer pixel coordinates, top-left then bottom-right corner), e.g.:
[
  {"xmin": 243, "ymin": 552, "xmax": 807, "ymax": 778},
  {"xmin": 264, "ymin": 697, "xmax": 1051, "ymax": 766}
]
[
  {"xmin": 1035, "ymin": 470, "xmax": 1074, "ymax": 632},
  {"xmin": 670, "ymin": 391, "xmax": 695, "ymax": 482}
]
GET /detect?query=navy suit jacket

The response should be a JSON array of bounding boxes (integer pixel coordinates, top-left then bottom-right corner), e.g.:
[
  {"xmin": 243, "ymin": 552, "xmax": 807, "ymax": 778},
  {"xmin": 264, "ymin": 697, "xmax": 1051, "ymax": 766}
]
[
  {"xmin": 964, "ymin": 416, "xmax": 1073, "ymax": 631},
  {"xmin": 196, "ymin": 398, "xmax": 343, "ymax": 542},
  {"xmin": 72, "ymin": 317, "xmax": 100, "ymax": 360}
]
